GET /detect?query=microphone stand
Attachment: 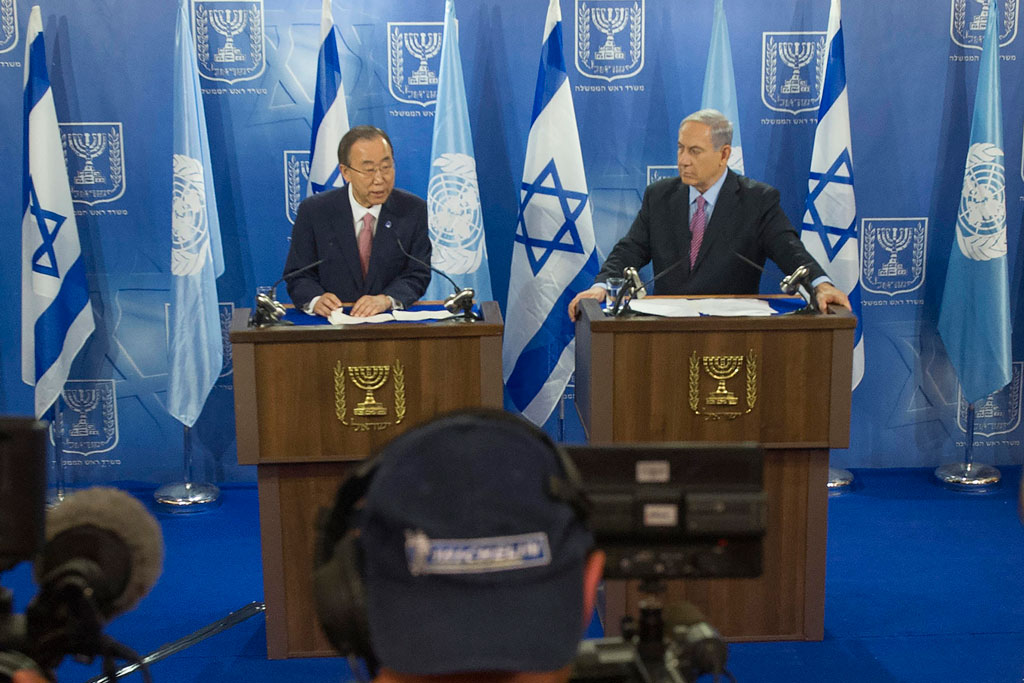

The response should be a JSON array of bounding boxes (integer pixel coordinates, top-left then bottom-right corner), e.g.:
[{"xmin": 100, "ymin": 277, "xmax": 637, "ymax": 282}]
[
  {"xmin": 387, "ymin": 224, "xmax": 480, "ymax": 322},
  {"xmin": 249, "ymin": 259, "xmax": 325, "ymax": 327}
]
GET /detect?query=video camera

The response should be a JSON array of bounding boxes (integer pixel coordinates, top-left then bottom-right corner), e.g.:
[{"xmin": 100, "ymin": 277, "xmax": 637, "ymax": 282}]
[
  {"xmin": 566, "ymin": 442, "xmax": 766, "ymax": 683},
  {"xmin": 0, "ymin": 417, "xmax": 164, "ymax": 683}
]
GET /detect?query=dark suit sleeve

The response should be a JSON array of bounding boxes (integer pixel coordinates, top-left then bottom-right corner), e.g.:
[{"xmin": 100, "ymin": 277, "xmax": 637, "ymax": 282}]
[
  {"xmin": 283, "ymin": 200, "xmax": 325, "ymax": 310},
  {"xmin": 757, "ymin": 186, "xmax": 827, "ymax": 282},
  {"xmin": 595, "ymin": 185, "xmax": 654, "ymax": 283},
  {"xmin": 380, "ymin": 198, "xmax": 431, "ymax": 307}
]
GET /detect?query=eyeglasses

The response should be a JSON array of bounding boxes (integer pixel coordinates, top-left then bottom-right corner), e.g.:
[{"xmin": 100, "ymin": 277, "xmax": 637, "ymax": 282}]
[{"xmin": 342, "ymin": 162, "xmax": 395, "ymax": 179}]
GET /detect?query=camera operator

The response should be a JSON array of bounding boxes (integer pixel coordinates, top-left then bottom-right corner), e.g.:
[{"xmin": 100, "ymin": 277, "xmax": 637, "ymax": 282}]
[{"xmin": 314, "ymin": 408, "xmax": 606, "ymax": 682}]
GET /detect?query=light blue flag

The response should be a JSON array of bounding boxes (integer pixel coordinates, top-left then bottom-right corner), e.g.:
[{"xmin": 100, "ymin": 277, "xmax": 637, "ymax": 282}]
[
  {"xmin": 800, "ymin": 0, "xmax": 863, "ymax": 390},
  {"xmin": 700, "ymin": 0, "xmax": 744, "ymax": 174},
  {"xmin": 424, "ymin": 0, "xmax": 492, "ymax": 302},
  {"xmin": 307, "ymin": 0, "xmax": 350, "ymax": 196},
  {"xmin": 503, "ymin": 0, "xmax": 599, "ymax": 425},
  {"xmin": 938, "ymin": 0, "xmax": 1011, "ymax": 405},
  {"xmin": 21, "ymin": 5, "xmax": 95, "ymax": 419},
  {"xmin": 168, "ymin": 0, "xmax": 225, "ymax": 427}
]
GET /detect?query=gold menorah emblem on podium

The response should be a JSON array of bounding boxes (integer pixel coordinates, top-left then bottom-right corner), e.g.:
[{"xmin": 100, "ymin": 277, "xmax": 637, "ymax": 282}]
[
  {"xmin": 334, "ymin": 360, "xmax": 407, "ymax": 431},
  {"xmin": 349, "ymin": 365, "xmax": 390, "ymax": 417},
  {"xmin": 689, "ymin": 350, "xmax": 758, "ymax": 420}
]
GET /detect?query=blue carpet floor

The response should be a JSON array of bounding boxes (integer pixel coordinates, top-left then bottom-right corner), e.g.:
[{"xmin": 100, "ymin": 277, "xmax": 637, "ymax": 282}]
[{"xmin": 4, "ymin": 466, "xmax": 1023, "ymax": 683}]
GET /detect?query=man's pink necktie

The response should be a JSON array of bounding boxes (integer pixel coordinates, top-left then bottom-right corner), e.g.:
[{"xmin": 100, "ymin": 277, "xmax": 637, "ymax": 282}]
[
  {"xmin": 689, "ymin": 195, "xmax": 706, "ymax": 269},
  {"xmin": 358, "ymin": 213, "xmax": 374, "ymax": 278}
]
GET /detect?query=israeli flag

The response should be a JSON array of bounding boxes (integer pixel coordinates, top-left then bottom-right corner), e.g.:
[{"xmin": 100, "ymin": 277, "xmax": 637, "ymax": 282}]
[
  {"xmin": 168, "ymin": 0, "xmax": 225, "ymax": 427},
  {"xmin": 799, "ymin": 0, "xmax": 863, "ymax": 390},
  {"xmin": 307, "ymin": 0, "xmax": 350, "ymax": 196},
  {"xmin": 503, "ymin": 0, "xmax": 599, "ymax": 426},
  {"xmin": 21, "ymin": 6, "xmax": 95, "ymax": 420},
  {"xmin": 700, "ymin": 0, "xmax": 743, "ymax": 174},
  {"xmin": 938, "ymin": 0, "xmax": 1011, "ymax": 404},
  {"xmin": 424, "ymin": 0, "xmax": 492, "ymax": 302}
]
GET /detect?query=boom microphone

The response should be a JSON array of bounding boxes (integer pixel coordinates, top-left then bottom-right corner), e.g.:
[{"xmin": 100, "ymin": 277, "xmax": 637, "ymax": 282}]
[
  {"xmin": 33, "ymin": 487, "xmax": 163, "ymax": 621},
  {"xmin": 383, "ymin": 221, "xmax": 478, "ymax": 320}
]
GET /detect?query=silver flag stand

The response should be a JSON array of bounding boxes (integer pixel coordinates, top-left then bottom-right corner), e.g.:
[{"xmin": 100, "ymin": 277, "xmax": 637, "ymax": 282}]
[
  {"xmin": 46, "ymin": 401, "xmax": 67, "ymax": 508},
  {"xmin": 827, "ymin": 466, "xmax": 854, "ymax": 492},
  {"xmin": 154, "ymin": 425, "xmax": 220, "ymax": 512},
  {"xmin": 934, "ymin": 402, "xmax": 1001, "ymax": 490}
]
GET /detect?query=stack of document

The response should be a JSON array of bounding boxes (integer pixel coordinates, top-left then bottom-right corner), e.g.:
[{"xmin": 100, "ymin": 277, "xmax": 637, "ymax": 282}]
[
  {"xmin": 626, "ymin": 298, "xmax": 775, "ymax": 317},
  {"xmin": 327, "ymin": 308, "xmax": 456, "ymax": 325}
]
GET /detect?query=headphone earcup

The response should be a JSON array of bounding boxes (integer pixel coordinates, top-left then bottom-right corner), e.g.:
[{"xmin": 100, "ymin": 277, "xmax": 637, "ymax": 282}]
[{"xmin": 313, "ymin": 532, "xmax": 373, "ymax": 662}]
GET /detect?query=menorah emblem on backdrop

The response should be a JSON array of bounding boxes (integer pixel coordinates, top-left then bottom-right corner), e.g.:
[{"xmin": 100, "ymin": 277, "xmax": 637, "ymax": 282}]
[
  {"xmin": 779, "ymin": 42, "xmax": 814, "ymax": 94},
  {"xmin": 210, "ymin": 9, "xmax": 247, "ymax": 63},
  {"xmin": 860, "ymin": 218, "xmax": 927, "ymax": 296},
  {"xmin": 761, "ymin": 32, "xmax": 826, "ymax": 115},
  {"xmin": 950, "ymin": 0, "xmax": 1018, "ymax": 49},
  {"xmin": 877, "ymin": 228, "xmax": 912, "ymax": 277},
  {"xmin": 0, "ymin": 0, "xmax": 20, "ymax": 54},
  {"xmin": 387, "ymin": 22, "xmax": 443, "ymax": 106},
  {"xmin": 68, "ymin": 133, "xmax": 107, "ymax": 185},
  {"xmin": 592, "ymin": 8, "xmax": 627, "ymax": 60},
  {"xmin": 59, "ymin": 123, "xmax": 126, "ymax": 205},
  {"xmin": 405, "ymin": 32, "xmax": 441, "ymax": 86},
  {"xmin": 283, "ymin": 150, "xmax": 311, "ymax": 225},
  {"xmin": 55, "ymin": 380, "xmax": 119, "ymax": 457},
  {"xmin": 65, "ymin": 388, "xmax": 101, "ymax": 437},
  {"xmin": 193, "ymin": 0, "xmax": 265, "ymax": 84},
  {"xmin": 575, "ymin": 0, "xmax": 645, "ymax": 81}
]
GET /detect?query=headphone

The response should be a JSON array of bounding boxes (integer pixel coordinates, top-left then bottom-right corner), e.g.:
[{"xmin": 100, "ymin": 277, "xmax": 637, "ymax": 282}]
[{"xmin": 311, "ymin": 408, "xmax": 590, "ymax": 675}]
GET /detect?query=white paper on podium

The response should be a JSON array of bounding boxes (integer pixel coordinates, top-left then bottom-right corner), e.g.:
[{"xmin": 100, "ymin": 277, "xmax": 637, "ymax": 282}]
[
  {"xmin": 626, "ymin": 298, "xmax": 775, "ymax": 317},
  {"xmin": 392, "ymin": 309, "xmax": 456, "ymax": 322},
  {"xmin": 626, "ymin": 299, "xmax": 702, "ymax": 317},
  {"xmin": 327, "ymin": 309, "xmax": 456, "ymax": 325}
]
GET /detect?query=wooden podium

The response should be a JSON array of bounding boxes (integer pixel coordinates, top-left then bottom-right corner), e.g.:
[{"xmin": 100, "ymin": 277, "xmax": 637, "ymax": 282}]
[
  {"xmin": 230, "ymin": 303, "xmax": 504, "ymax": 658},
  {"xmin": 573, "ymin": 297, "xmax": 854, "ymax": 641}
]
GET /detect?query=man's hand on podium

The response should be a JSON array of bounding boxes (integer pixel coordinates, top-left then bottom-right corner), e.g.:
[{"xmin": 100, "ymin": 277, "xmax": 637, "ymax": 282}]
[
  {"xmin": 814, "ymin": 282, "xmax": 851, "ymax": 314},
  {"xmin": 569, "ymin": 285, "xmax": 607, "ymax": 321}
]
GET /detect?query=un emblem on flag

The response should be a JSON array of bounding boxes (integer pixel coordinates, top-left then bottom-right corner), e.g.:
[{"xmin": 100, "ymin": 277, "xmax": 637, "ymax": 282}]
[
  {"xmin": 387, "ymin": 22, "xmax": 443, "ymax": 107},
  {"xmin": 575, "ymin": 0, "xmax": 645, "ymax": 81},
  {"xmin": 958, "ymin": 363, "xmax": 1022, "ymax": 437},
  {"xmin": 860, "ymin": 218, "xmax": 927, "ymax": 297},
  {"xmin": 0, "ymin": 0, "xmax": 19, "ymax": 54},
  {"xmin": 428, "ymin": 153, "xmax": 485, "ymax": 275},
  {"xmin": 193, "ymin": 0, "xmax": 265, "ymax": 84},
  {"xmin": 646, "ymin": 165, "xmax": 677, "ymax": 186},
  {"xmin": 283, "ymin": 150, "xmax": 310, "ymax": 225},
  {"xmin": 761, "ymin": 32, "xmax": 826, "ymax": 116},
  {"xmin": 60, "ymin": 122, "xmax": 126, "ymax": 206},
  {"xmin": 951, "ymin": 0, "xmax": 1018, "ymax": 49},
  {"xmin": 56, "ymin": 380, "xmax": 119, "ymax": 457},
  {"xmin": 957, "ymin": 142, "xmax": 1006, "ymax": 262}
]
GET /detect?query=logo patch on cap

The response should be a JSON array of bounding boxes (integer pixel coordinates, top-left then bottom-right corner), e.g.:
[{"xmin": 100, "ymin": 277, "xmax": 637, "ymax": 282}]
[{"xmin": 404, "ymin": 530, "xmax": 552, "ymax": 576}]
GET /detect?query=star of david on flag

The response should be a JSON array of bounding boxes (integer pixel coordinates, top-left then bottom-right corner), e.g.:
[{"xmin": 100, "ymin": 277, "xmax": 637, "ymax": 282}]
[
  {"xmin": 22, "ymin": 5, "xmax": 95, "ymax": 419},
  {"xmin": 800, "ymin": 0, "xmax": 863, "ymax": 390},
  {"xmin": 503, "ymin": 0, "xmax": 598, "ymax": 426},
  {"xmin": 938, "ymin": 0, "xmax": 1011, "ymax": 405},
  {"xmin": 307, "ymin": 0, "xmax": 350, "ymax": 197}
]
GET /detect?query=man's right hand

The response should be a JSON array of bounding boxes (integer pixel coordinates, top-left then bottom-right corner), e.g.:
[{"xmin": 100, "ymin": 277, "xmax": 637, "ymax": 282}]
[
  {"xmin": 313, "ymin": 292, "xmax": 344, "ymax": 317},
  {"xmin": 568, "ymin": 285, "xmax": 607, "ymax": 322}
]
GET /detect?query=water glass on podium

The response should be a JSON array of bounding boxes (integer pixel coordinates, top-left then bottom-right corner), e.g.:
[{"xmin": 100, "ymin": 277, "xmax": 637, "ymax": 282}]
[{"xmin": 604, "ymin": 277, "xmax": 625, "ymax": 314}]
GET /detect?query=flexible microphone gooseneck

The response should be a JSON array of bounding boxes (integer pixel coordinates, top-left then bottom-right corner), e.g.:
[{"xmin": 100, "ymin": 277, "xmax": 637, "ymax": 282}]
[
  {"xmin": 383, "ymin": 220, "xmax": 479, "ymax": 321},
  {"xmin": 609, "ymin": 253, "xmax": 690, "ymax": 316},
  {"xmin": 250, "ymin": 258, "xmax": 326, "ymax": 327}
]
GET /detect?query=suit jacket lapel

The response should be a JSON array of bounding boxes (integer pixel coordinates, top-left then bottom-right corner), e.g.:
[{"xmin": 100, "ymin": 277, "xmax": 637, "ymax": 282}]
[{"xmin": 692, "ymin": 170, "xmax": 738, "ymax": 272}]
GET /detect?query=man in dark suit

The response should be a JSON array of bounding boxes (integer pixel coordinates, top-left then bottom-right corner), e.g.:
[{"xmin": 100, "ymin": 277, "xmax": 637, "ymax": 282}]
[
  {"xmin": 284, "ymin": 125, "xmax": 431, "ymax": 318},
  {"xmin": 568, "ymin": 110, "xmax": 850, "ymax": 320}
]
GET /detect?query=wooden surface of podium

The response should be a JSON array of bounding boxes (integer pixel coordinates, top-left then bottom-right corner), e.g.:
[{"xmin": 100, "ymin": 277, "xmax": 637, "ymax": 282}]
[
  {"xmin": 573, "ymin": 297, "xmax": 855, "ymax": 642},
  {"xmin": 230, "ymin": 303, "xmax": 504, "ymax": 658}
]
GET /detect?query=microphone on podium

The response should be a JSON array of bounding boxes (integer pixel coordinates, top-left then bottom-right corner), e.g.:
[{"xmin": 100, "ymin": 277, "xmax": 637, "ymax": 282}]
[
  {"xmin": 383, "ymin": 220, "xmax": 479, "ymax": 321},
  {"xmin": 250, "ymin": 259, "xmax": 325, "ymax": 327}
]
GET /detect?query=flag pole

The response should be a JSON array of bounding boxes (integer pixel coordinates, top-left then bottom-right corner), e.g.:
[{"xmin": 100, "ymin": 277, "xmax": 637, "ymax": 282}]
[
  {"xmin": 46, "ymin": 401, "xmax": 67, "ymax": 507},
  {"xmin": 155, "ymin": 425, "xmax": 220, "ymax": 510},
  {"xmin": 934, "ymin": 402, "xmax": 1000, "ymax": 490}
]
